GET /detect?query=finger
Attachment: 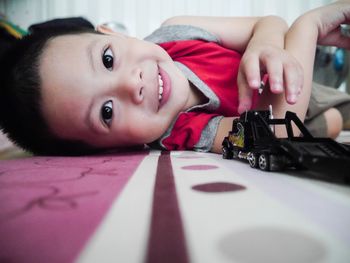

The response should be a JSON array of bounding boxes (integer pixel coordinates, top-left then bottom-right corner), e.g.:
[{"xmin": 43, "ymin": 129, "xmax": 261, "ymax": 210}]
[
  {"xmin": 336, "ymin": 35, "xmax": 350, "ymax": 49},
  {"xmin": 283, "ymin": 61, "xmax": 303, "ymax": 104},
  {"xmin": 324, "ymin": 33, "xmax": 350, "ymax": 50},
  {"xmin": 319, "ymin": 27, "xmax": 350, "ymax": 49},
  {"xmin": 240, "ymin": 54, "xmax": 261, "ymax": 89},
  {"xmin": 263, "ymin": 57, "xmax": 284, "ymax": 94},
  {"xmin": 237, "ymin": 71, "xmax": 253, "ymax": 114}
]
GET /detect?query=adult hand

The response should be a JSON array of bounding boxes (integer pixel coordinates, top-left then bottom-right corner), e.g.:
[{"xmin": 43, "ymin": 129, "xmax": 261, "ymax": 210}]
[{"xmin": 306, "ymin": 0, "xmax": 350, "ymax": 49}]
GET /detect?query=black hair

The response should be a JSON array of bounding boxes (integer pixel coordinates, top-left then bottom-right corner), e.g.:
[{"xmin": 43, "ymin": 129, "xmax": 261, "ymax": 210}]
[{"xmin": 0, "ymin": 25, "xmax": 102, "ymax": 156}]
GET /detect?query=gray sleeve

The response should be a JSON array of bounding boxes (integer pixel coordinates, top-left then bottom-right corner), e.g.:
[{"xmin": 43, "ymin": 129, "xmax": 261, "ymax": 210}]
[
  {"xmin": 144, "ymin": 24, "xmax": 221, "ymax": 44},
  {"xmin": 194, "ymin": 116, "xmax": 224, "ymax": 152}
]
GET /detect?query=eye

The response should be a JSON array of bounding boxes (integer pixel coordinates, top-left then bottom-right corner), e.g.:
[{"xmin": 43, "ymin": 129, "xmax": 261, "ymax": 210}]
[
  {"xmin": 101, "ymin": 100, "xmax": 113, "ymax": 126},
  {"xmin": 102, "ymin": 47, "xmax": 114, "ymax": 71}
]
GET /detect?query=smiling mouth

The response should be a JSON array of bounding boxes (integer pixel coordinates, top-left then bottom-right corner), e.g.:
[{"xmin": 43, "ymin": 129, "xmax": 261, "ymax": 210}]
[
  {"xmin": 158, "ymin": 73, "xmax": 164, "ymax": 102},
  {"xmin": 157, "ymin": 66, "xmax": 171, "ymax": 110}
]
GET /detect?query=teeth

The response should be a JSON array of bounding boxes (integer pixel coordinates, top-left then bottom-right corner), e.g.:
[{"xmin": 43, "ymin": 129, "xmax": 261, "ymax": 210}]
[
  {"xmin": 158, "ymin": 74, "xmax": 163, "ymax": 87},
  {"xmin": 158, "ymin": 74, "xmax": 164, "ymax": 101}
]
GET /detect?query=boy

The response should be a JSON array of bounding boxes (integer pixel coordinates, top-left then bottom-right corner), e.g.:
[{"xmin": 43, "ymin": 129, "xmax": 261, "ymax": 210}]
[{"xmin": 1, "ymin": 1, "xmax": 350, "ymax": 155}]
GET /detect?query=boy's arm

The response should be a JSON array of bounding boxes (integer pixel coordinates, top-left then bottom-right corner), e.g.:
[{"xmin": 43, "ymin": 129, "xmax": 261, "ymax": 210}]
[
  {"xmin": 162, "ymin": 16, "xmax": 303, "ymax": 112},
  {"xmin": 210, "ymin": 117, "xmax": 236, "ymax": 154},
  {"xmin": 257, "ymin": 15, "xmax": 318, "ymax": 128},
  {"xmin": 162, "ymin": 16, "xmax": 286, "ymax": 53}
]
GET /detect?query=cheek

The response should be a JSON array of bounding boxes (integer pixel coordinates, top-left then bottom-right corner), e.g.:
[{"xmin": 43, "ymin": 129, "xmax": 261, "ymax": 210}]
[{"xmin": 119, "ymin": 113, "xmax": 165, "ymax": 144}]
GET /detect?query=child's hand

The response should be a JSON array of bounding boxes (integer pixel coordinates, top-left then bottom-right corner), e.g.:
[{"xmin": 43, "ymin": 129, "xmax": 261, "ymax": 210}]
[
  {"xmin": 237, "ymin": 43, "xmax": 303, "ymax": 114},
  {"xmin": 306, "ymin": 0, "xmax": 350, "ymax": 49}
]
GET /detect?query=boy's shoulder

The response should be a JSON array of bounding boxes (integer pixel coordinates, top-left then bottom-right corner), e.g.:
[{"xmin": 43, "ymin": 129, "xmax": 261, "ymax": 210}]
[{"xmin": 144, "ymin": 24, "xmax": 220, "ymax": 44}]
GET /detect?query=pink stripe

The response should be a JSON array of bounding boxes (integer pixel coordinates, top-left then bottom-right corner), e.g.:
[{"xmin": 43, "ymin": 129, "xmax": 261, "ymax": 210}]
[
  {"xmin": 146, "ymin": 151, "xmax": 189, "ymax": 263},
  {"xmin": 0, "ymin": 151, "xmax": 148, "ymax": 263}
]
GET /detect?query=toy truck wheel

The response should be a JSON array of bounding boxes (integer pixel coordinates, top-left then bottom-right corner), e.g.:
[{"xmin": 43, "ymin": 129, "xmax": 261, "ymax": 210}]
[
  {"xmin": 258, "ymin": 153, "xmax": 270, "ymax": 171},
  {"xmin": 222, "ymin": 146, "xmax": 233, "ymax": 159},
  {"xmin": 247, "ymin": 152, "xmax": 258, "ymax": 168},
  {"xmin": 233, "ymin": 148, "xmax": 239, "ymax": 159}
]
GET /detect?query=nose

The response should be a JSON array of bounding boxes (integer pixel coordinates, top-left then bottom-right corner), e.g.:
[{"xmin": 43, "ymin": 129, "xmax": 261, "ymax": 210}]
[{"xmin": 119, "ymin": 68, "xmax": 144, "ymax": 104}]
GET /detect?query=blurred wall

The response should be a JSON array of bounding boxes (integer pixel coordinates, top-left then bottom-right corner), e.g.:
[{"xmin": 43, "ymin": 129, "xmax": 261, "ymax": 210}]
[{"xmin": 0, "ymin": 0, "xmax": 330, "ymax": 38}]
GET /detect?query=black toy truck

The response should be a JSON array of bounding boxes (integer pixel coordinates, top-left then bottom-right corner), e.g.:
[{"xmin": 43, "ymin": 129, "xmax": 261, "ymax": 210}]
[{"xmin": 222, "ymin": 109, "xmax": 350, "ymax": 180}]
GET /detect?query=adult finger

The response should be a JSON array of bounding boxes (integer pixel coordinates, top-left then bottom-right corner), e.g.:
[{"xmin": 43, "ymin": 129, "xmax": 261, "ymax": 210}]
[{"xmin": 318, "ymin": 27, "xmax": 350, "ymax": 49}]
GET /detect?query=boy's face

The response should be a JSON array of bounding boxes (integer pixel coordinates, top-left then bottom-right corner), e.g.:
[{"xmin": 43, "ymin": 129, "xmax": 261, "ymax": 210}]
[{"xmin": 40, "ymin": 29, "xmax": 192, "ymax": 149}]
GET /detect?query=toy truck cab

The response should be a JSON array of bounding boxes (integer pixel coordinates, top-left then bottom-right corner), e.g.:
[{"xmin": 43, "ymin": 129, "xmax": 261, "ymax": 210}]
[
  {"xmin": 222, "ymin": 110, "xmax": 287, "ymax": 170},
  {"xmin": 221, "ymin": 116, "xmax": 251, "ymax": 158}
]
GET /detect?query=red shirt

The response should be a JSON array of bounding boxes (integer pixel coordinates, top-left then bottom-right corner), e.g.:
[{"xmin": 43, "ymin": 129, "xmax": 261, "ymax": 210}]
[{"xmin": 152, "ymin": 38, "xmax": 259, "ymax": 150}]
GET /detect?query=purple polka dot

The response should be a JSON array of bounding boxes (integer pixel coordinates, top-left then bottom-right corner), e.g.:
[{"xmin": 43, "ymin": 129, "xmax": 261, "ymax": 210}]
[
  {"xmin": 181, "ymin": 164, "xmax": 218, "ymax": 170},
  {"xmin": 192, "ymin": 182, "xmax": 246, "ymax": 193}
]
